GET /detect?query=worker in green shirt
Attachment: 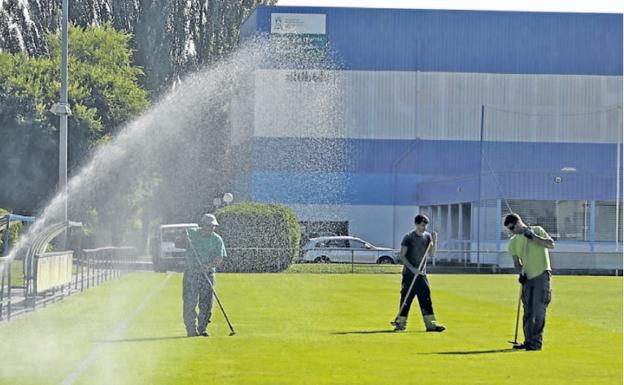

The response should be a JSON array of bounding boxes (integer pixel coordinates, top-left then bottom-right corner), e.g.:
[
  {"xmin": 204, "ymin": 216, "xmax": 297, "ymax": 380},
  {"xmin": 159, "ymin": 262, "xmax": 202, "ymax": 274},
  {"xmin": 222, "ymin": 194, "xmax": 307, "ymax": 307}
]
[
  {"xmin": 505, "ymin": 213, "xmax": 555, "ymax": 351},
  {"xmin": 176, "ymin": 213, "xmax": 227, "ymax": 337}
]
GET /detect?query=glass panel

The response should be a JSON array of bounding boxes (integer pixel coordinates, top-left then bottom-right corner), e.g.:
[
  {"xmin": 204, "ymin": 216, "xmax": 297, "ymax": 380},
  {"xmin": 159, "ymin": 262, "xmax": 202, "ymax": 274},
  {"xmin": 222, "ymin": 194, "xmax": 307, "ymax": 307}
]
[
  {"xmin": 350, "ymin": 240, "xmax": 365, "ymax": 249},
  {"xmin": 556, "ymin": 201, "xmax": 585, "ymax": 240},
  {"xmin": 595, "ymin": 201, "xmax": 623, "ymax": 241}
]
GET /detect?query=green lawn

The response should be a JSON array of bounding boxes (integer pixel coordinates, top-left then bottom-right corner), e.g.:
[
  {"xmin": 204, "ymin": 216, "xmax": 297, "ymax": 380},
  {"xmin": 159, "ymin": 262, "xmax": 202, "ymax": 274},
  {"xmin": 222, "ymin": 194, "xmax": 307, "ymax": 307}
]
[
  {"xmin": 285, "ymin": 262, "xmax": 403, "ymax": 274},
  {"xmin": 0, "ymin": 272, "xmax": 621, "ymax": 385}
]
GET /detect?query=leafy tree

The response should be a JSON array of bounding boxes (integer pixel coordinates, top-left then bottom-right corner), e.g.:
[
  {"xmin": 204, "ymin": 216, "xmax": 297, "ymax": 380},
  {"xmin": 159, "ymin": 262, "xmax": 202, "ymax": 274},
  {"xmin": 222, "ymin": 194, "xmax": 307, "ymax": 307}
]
[
  {"xmin": 2, "ymin": 0, "xmax": 277, "ymax": 97},
  {"xmin": 0, "ymin": 208, "xmax": 24, "ymax": 252},
  {"xmin": 0, "ymin": 24, "xmax": 149, "ymax": 212}
]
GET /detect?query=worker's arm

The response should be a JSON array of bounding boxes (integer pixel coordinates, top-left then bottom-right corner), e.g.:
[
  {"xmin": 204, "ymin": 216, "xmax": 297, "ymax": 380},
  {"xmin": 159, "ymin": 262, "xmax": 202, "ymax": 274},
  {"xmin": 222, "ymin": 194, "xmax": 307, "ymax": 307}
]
[
  {"xmin": 204, "ymin": 239, "xmax": 227, "ymax": 269},
  {"xmin": 211, "ymin": 241, "xmax": 227, "ymax": 267},
  {"xmin": 398, "ymin": 246, "xmax": 419, "ymax": 274},
  {"xmin": 429, "ymin": 232, "xmax": 437, "ymax": 256},
  {"xmin": 523, "ymin": 227, "xmax": 555, "ymax": 249},
  {"xmin": 512, "ymin": 255, "xmax": 528, "ymax": 284}
]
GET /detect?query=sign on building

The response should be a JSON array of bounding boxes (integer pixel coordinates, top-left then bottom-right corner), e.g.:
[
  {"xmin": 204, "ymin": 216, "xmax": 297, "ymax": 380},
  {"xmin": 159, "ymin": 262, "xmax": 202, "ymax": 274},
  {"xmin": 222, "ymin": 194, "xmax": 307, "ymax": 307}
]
[{"xmin": 270, "ymin": 13, "xmax": 327, "ymax": 61}]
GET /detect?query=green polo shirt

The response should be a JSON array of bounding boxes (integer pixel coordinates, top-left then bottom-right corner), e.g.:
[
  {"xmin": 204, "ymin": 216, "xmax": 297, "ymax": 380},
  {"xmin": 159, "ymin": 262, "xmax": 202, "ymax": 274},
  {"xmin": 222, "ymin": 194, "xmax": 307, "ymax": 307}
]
[
  {"xmin": 508, "ymin": 225, "xmax": 551, "ymax": 279},
  {"xmin": 185, "ymin": 229, "xmax": 227, "ymax": 272}
]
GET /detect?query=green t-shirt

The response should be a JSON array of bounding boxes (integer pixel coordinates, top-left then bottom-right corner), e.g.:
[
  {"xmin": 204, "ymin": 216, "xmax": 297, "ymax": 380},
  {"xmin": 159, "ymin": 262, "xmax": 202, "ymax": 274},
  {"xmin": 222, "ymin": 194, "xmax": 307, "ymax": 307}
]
[
  {"xmin": 508, "ymin": 225, "xmax": 551, "ymax": 279},
  {"xmin": 184, "ymin": 229, "xmax": 227, "ymax": 272}
]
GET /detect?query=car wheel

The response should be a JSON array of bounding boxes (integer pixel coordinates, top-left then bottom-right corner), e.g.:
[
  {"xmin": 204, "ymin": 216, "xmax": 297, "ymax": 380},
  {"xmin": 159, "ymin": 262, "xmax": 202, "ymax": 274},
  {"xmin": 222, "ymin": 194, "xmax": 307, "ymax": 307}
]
[
  {"xmin": 377, "ymin": 256, "xmax": 394, "ymax": 264},
  {"xmin": 314, "ymin": 256, "xmax": 330, "ymax": 263}
]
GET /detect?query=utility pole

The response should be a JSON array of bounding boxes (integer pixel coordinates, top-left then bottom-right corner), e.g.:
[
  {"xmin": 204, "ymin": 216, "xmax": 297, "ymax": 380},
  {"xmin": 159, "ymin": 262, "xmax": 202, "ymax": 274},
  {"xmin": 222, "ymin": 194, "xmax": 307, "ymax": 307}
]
[{"xmin": 50, "ymin": 0, "xmax": 72, "ymax": 247}]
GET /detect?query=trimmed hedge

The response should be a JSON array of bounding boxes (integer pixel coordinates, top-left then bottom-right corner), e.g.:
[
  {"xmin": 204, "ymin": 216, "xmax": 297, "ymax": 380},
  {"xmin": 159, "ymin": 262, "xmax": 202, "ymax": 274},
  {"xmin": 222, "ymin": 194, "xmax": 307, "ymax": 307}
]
[{"xmin": 214, "ymin": 202, "xmax": 300, "ymax": 272}]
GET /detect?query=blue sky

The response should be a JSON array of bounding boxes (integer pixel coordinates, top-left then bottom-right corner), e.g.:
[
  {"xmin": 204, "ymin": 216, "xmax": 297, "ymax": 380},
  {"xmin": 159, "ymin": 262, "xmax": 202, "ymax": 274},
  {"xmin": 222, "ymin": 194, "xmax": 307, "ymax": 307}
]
[{"xmin": 276, "ymin": 0, "xmax": 624, "ymax": 13}]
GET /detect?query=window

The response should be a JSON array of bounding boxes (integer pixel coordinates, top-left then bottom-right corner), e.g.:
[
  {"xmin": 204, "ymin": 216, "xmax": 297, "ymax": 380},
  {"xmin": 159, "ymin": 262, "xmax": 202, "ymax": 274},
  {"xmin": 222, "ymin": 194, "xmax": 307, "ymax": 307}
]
[
  {"xmin": 162, "ymin": 229, "xmax": 181, "ymax": 242},
  {"xmin": 501, "ymin": 200, "xmax": 621, "ymax": 242},
  {"xmin": 350, "ymin": 240, "xmax": 366, "ymax": 249},
  {"xmin": 556, "ymin": 201, "xmax": 585, "ymax": 240},
  {"xmin": 595, "ymin": 201, "xmax": 623, "ymax": 241},
  {"xmin": 327, "ymin": 239, "xmax": 348, "ymax": 248}
]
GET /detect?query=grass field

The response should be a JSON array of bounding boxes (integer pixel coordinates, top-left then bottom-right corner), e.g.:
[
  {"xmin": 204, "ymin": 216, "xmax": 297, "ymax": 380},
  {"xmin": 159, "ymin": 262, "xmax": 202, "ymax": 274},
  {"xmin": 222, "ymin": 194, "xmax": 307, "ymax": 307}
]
[
  {"xmin": 0, "ymin": 272, "xmax": 621, "ymax": 385},
  {"xmin": 285, "ymin": 262, "xmax": 403, "ymax": 274}
]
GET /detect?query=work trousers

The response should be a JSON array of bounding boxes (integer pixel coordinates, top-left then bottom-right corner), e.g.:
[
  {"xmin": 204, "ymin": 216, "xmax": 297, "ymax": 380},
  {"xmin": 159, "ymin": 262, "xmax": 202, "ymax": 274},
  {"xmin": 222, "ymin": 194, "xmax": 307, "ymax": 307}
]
[
  {"xmin": 183, "ymin": 270, "xmax": 215, "ymax": 334},
  {"xmin": 522, "ymin": 270, "xmax": 552, "ymax": 349},
  {"xmin": 399, "ymin": 268, "xmax": 434, "ymax": 318}
]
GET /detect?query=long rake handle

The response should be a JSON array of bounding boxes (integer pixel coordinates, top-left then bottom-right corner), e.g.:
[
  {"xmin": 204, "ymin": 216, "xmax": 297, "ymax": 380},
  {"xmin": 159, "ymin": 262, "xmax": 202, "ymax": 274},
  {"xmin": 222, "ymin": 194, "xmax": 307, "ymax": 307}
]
[
  {"xmin": 186, "ymin": 230, "xmax": 237, "ymax": 335},
  {"xmin": 509, "ymin": 239, "xmax": 529, "ymax": 344},
  {"xmin": 203, "ymin": 272, "xmax": 236, "ymax": 335},
  {"xmin": 394, "ymin": 240, "xmax": 433, "ymax": 321},
  {"xmin": 511, "ymin": 286, "xmax": 522, "ymax": 344}
]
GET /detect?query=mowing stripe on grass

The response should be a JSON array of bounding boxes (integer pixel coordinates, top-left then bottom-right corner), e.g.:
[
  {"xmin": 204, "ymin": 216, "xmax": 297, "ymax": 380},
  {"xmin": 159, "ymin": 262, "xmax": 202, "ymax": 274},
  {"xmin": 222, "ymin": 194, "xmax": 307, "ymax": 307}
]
[{"xmin": 60, "ymin": 273, "xmax": 172, "ymax": 385}]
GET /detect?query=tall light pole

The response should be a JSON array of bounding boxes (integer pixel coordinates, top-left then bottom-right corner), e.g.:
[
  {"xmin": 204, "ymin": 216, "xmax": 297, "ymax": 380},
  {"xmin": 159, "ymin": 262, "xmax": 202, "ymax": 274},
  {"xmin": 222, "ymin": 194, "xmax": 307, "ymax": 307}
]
[{"xmin": 51, "ymin": 0, "xmax": 72, "ymax": 224}]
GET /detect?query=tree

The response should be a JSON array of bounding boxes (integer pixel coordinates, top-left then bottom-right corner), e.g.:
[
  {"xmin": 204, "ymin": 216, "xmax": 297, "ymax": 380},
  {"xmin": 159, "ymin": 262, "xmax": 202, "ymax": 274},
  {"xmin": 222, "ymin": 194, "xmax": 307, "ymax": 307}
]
[
  {"xmin": 0, "ymin": 23, "xmax": 149, "ymax": 212},
  {"xmin": 2, "ymin": 0, "xmax": 277, "ymax": 97}
]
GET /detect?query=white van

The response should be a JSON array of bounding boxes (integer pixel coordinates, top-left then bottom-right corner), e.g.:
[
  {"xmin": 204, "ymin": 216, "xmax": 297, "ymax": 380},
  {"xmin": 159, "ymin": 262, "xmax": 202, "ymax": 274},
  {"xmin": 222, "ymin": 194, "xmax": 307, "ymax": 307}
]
[{"xmin": 151, "ymin": 223, "xmax": 199, "ymax": 272}]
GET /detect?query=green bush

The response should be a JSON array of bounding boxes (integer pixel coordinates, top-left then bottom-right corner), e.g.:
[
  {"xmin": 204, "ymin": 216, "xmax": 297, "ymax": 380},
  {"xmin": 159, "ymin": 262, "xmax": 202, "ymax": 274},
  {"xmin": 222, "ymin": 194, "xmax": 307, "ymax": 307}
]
[{"xmin": 215, "ymin": 202, "xmax": 300, "ymax": 272}]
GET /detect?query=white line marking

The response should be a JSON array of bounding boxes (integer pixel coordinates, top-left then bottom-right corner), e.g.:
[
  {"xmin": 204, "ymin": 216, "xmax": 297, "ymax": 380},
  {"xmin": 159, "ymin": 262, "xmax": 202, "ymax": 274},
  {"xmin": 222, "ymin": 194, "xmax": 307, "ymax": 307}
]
[{"xmin": 60, "ymin": 273, "xmax": 172, "ymax": 385}]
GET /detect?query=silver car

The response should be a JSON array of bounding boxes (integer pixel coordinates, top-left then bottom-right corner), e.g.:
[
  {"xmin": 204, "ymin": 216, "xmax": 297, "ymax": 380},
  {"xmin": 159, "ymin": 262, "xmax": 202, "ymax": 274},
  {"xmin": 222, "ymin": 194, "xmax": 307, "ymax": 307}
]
[{"xmin": 299, "ymin": 236, "xmax": 399, "ymax": 264}]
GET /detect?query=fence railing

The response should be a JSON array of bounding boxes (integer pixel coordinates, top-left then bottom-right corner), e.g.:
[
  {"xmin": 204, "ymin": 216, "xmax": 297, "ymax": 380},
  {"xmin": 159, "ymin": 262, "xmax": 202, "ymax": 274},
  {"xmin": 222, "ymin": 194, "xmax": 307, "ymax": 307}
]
[
  {"xmin": 0, "ymin": 246, "xmax": 138, "ymax": 322},
  {"xmin": 290, "ymin": 247, "xmax": 623, "ymax": 275},
  {"xmin": 75, "ymin": 247, "xmax": 138, "ymax": 291}
]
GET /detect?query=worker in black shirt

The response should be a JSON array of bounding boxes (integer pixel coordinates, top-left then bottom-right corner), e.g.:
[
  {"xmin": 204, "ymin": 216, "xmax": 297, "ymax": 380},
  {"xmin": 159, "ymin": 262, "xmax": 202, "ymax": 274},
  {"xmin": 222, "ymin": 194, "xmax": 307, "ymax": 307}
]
[{"xmin": 391, "ymin": 214, "xmax": 445, "ymax": 332}]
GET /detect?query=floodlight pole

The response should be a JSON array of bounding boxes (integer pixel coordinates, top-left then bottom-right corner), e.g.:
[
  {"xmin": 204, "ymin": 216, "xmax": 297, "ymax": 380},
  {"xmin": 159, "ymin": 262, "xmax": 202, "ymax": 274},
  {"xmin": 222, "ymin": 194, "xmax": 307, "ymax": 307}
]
[
  {"xmin": 476, "ymin": 105, "xmax": 485, "ymax": 270},
  {"xmin": 51, "ymin": 0, "xmax": 72, "ymax": 226},
  {"xmin": 49, "ymin": 0, "xmax": 71, "ymax": 250},
  {"xmin": 616, "ymin": 106, "xmax": 622, "ymax": 251}
]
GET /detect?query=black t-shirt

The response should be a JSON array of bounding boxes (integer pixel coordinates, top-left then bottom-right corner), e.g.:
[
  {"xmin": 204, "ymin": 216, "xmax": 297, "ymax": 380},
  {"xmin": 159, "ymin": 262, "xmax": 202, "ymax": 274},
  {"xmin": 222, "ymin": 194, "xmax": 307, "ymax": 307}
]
[{"xmin": 401, "ymin": 230, "xmax": 432, "ymax": 268}]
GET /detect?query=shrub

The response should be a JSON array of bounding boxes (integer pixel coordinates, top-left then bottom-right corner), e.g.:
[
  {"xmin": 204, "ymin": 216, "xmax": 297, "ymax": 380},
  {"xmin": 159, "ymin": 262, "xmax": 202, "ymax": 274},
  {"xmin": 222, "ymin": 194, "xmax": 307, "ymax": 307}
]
[{"xmin": 215, "ymin": 202, "xmax": 300, "ymax": 272}]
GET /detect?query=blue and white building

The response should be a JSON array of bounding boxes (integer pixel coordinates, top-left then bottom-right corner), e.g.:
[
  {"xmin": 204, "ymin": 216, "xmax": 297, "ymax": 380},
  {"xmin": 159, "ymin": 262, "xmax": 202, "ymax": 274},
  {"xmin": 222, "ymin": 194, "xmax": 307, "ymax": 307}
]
[{"xmin": 238, "ymin": 6, "xmax": 623, "ymax": 268}]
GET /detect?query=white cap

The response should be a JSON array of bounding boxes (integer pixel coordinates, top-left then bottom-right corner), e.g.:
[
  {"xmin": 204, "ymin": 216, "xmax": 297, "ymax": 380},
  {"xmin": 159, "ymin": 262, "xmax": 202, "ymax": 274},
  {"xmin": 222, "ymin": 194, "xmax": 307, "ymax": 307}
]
[{"xmin": 201, "ymin": 213, "xmax": 219, "ymax": 226}]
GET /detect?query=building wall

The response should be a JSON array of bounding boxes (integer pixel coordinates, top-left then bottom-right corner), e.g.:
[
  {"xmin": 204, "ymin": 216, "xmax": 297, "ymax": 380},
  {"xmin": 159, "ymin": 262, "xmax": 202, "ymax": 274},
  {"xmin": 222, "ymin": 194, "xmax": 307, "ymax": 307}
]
[
  {"xmin": 238, "ymin": 7, "xmax": 623, "ymax": 252},
  {"xmin": 255, "ymin": 70, "xmax": 621, "ymax": 143},
  {"xmin": 241, "ymin": 7, "xmax": 622, "ymax": 76},
  {"xmin": 251, "ymin": 70, "xmax": 621, "ymax": 206}
]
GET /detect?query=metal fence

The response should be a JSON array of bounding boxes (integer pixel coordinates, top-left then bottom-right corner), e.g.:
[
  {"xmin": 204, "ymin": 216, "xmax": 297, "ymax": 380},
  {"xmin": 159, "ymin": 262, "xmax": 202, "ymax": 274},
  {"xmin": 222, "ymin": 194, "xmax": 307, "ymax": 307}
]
[
  {"xmin": 289, "ymin": 247, "xmax": 623, "ymax": 276},
  {"xmin": 0, "ymin": 246, "xmax": 139, "ymax": 322}
]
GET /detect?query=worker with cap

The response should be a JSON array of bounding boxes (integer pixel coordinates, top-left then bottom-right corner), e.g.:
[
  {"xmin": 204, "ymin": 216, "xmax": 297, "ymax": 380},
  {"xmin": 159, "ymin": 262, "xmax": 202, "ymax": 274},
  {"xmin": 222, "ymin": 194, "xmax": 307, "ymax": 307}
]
[{"xmin": 176, "ymin": 213, "xmax": 227, "ymax": 337}]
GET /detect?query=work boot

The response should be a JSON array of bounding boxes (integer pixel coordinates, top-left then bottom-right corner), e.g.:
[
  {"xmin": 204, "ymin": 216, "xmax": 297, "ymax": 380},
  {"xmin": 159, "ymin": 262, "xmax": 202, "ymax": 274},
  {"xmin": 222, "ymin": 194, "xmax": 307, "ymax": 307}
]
[
  {"xmin": 391, "ymin": 316, "xmax": 407, "ymax": 331},
  {"xmin": 423, "ymin": 314, "xmax": 445, "ymax": 332}
]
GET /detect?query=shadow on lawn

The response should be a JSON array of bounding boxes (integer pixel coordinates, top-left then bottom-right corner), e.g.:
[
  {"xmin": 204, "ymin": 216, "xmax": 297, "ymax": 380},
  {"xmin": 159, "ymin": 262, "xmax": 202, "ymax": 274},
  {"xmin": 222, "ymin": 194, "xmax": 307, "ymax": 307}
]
[
  {"xmin": 99, "ymin": 336, "xmax": 191, "ymax": 343},
  {"xmin": 419, "ymin": 348, "xmax": 518, "ymax": 355},
  {"xmin": 331, "ymin": 329, "xmax": 425, "ymax": 335}
]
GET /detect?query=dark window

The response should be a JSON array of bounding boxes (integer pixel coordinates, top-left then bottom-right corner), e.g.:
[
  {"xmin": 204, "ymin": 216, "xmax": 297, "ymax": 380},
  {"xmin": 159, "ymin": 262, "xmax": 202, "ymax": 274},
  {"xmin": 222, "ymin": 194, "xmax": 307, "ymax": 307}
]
[{"xmin": 327, "ymin": 239, "xmax": 348, "ymax": 248}]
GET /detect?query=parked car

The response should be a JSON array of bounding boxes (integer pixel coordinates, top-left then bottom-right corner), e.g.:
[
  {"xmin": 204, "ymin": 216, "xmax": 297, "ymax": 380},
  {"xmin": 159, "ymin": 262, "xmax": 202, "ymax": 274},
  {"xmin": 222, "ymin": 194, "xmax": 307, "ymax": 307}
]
[
  {"xmin": 298, "ymin": 236, "xmax": 399, "ymax": 264},
  {"xmin": 150, "ymin": 223, "xmax": 199, "ymax": 272}
]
